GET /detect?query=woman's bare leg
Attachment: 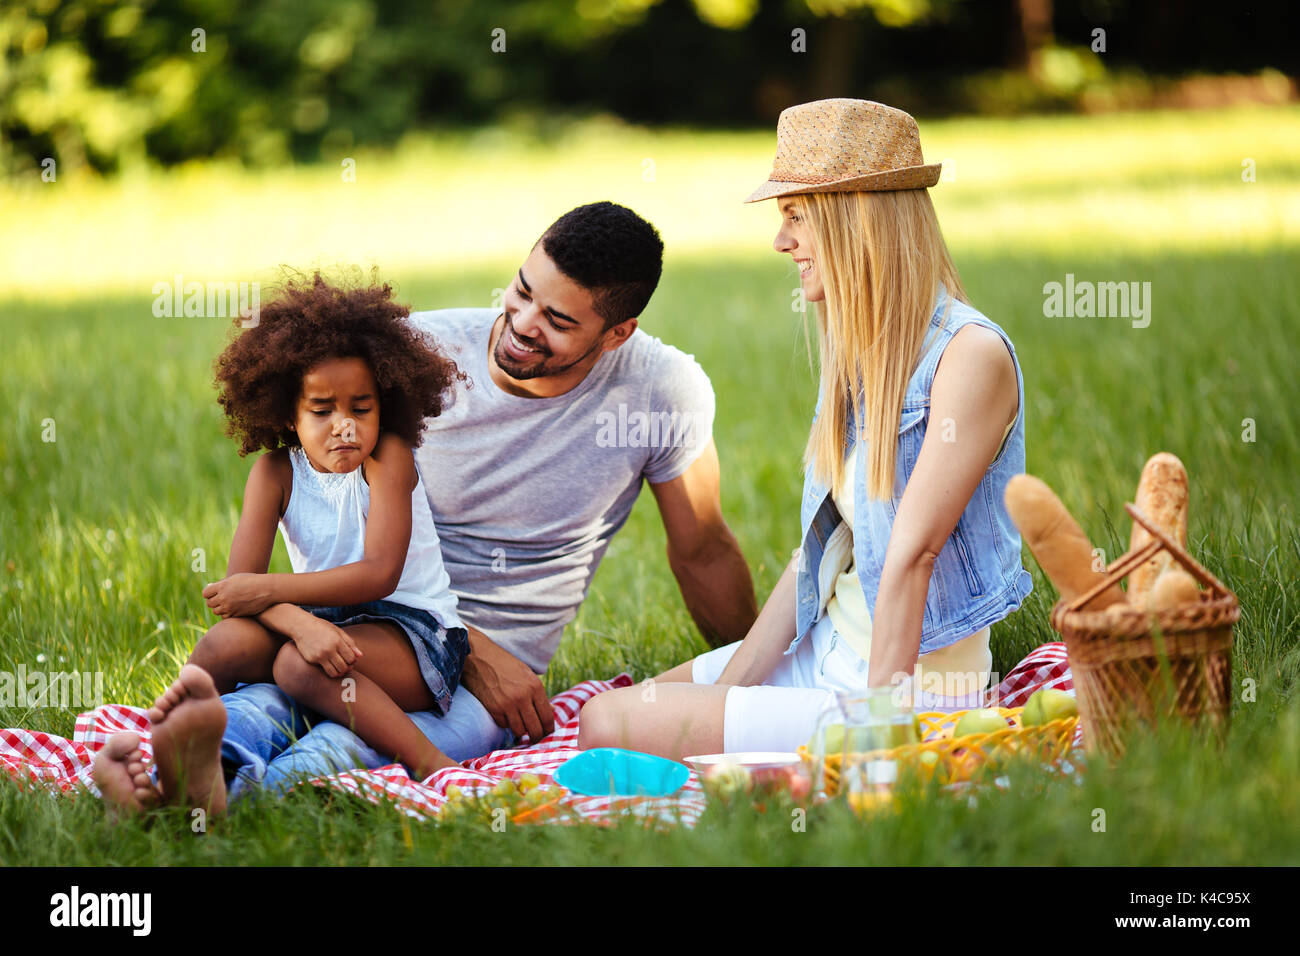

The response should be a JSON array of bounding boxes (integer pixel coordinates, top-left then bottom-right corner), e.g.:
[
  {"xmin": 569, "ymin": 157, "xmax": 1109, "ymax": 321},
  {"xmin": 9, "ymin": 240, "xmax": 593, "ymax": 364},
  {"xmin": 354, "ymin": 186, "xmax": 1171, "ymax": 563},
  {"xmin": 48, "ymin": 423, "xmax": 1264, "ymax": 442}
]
[
  {"xmin": 272, "ymin": 621, "xmax": 457, "ymax": 780},
  {"xmin": 577, "ymin": 682, "xmax": 729, "ymax": 760}
]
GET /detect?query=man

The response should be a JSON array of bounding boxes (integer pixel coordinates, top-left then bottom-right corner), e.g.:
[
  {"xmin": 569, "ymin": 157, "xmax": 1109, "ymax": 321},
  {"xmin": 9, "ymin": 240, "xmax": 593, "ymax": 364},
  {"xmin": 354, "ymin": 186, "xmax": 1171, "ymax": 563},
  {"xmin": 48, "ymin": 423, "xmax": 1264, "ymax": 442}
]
[{"xmin": 94, "ymin": 201, "xmax": 757, "ymax": 811}]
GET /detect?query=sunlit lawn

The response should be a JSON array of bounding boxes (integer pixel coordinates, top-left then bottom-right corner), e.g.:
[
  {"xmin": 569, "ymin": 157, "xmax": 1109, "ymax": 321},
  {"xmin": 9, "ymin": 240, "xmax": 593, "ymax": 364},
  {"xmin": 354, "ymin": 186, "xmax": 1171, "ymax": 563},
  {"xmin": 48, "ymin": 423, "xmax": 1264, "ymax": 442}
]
[
  {"xmin": 3, "ymin": 104, "xmax": 1298, "ymax": 298},
  {"xmin": 1, "ymin": 105, "xmax": 1297, "ymax": 864}
]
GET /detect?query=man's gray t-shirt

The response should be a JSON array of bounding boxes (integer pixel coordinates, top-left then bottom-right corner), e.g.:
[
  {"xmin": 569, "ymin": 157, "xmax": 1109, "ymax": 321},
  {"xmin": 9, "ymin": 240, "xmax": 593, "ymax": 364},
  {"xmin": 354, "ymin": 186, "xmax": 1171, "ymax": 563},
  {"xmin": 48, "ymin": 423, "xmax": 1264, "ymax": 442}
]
[{"xmin": 405, "ymin": 308, "xmax": 716, "ymax": 673}]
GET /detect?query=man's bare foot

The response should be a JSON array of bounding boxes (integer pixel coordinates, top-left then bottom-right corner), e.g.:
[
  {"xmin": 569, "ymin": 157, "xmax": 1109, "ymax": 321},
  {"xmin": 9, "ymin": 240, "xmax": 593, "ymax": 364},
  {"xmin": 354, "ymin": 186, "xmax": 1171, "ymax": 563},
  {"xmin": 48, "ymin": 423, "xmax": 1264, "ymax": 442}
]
[
  {"xmin": 93, "ymin": 732, "xmax": 161, "ymax": 817},
  {"xmin": 148, "ymin": 664, "xmax": 228, "ymax": 817}
]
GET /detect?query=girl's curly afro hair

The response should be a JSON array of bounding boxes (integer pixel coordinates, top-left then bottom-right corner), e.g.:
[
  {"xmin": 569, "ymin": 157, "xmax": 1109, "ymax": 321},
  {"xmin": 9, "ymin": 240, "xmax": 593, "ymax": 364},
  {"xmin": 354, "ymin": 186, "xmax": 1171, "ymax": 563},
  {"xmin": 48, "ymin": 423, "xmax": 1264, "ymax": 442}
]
[{"xmin": 214, "ymin": 269, "xmax": 468, "ymax": 456}]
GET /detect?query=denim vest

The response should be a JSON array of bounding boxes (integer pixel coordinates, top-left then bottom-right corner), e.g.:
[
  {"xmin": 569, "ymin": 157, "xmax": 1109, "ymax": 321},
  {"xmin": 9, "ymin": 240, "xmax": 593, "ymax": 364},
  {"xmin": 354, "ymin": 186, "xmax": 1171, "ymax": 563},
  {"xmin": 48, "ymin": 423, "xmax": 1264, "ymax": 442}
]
[{"xmin": 790, "ymin": 288, "xmax": 1033, "ymax": 661}]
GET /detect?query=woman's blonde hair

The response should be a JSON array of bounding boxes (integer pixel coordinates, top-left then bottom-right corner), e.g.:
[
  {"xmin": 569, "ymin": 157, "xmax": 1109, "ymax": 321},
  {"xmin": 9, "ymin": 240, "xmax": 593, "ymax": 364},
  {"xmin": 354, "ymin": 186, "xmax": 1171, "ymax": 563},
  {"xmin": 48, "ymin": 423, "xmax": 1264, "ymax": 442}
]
[{"xmin": 797, "ymin": 188, "xmax": 968, "ymax": 499}]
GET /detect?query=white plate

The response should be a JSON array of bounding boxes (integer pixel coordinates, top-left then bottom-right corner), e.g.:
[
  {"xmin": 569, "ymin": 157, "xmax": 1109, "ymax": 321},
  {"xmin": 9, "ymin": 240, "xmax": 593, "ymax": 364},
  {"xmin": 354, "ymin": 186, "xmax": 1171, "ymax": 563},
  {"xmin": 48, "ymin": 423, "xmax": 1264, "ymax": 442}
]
[{"xmin": 682, "ymin": 752, "xmax": 803, "ymax": 774}]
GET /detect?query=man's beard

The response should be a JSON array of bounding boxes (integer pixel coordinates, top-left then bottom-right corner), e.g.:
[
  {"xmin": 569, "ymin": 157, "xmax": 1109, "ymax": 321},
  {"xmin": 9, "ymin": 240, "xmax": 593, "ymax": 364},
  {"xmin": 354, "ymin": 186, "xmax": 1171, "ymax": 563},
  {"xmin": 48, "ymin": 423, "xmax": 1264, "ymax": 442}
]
[{"xmin": 494, "ymin": 314, "xmax": 604, "ymax": 380}]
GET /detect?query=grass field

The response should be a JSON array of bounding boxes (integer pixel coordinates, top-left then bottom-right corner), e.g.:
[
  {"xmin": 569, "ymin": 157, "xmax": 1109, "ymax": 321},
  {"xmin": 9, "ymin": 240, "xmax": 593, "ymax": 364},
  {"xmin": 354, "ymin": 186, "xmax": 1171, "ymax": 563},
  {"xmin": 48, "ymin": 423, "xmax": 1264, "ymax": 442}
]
[{"xmin": 1, "ymin": 105, "xmax": 1298, "ymax": 865}]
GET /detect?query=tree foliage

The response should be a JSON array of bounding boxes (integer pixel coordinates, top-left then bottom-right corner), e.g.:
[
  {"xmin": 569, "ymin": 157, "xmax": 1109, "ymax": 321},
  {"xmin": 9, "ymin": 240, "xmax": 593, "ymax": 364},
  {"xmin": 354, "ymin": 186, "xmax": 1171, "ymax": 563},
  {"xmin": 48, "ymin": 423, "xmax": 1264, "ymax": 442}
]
[{"xmin": 1, "ymin": 0, "xmax": 1289, "ymax": 176}]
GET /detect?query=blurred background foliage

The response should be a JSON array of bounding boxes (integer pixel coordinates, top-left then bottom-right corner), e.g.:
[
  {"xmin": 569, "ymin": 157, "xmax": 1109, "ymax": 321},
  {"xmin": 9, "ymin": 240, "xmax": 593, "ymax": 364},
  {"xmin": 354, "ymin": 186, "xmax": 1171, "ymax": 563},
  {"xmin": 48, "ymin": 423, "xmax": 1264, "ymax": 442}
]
[{"xmin": 1, "ymin": 0, "xmax": 1294, "ymax": 177}]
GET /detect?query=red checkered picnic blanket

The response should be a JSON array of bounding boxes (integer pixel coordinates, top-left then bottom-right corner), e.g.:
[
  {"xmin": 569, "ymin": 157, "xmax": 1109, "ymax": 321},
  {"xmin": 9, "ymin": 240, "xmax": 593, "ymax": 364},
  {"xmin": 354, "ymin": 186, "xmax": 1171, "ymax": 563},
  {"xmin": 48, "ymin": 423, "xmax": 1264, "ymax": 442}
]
[{"xmin": 0, "ymin": 642, "xmax": 1079, "ymax": 825}]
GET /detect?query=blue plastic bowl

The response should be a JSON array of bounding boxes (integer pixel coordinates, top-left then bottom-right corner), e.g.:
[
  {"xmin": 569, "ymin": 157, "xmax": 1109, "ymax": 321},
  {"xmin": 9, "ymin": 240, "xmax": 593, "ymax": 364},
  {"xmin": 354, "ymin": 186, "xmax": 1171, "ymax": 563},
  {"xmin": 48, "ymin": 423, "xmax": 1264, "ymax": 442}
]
[{"xmin": 554, "ymin": 748, "xmax": 690, "ymax": 797}]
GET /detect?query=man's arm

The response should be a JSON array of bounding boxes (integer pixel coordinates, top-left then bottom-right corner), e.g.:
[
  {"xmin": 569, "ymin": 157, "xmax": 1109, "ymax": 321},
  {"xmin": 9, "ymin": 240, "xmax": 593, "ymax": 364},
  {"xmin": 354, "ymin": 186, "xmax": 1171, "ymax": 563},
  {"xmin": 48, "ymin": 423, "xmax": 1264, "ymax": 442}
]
[
  {"xmin": 459, "ymin": 625, "xmax": 555, "ymax": 742},
  {"xmin": 648, "ymin": 438, "xmax": 758, "ymax": 648}
]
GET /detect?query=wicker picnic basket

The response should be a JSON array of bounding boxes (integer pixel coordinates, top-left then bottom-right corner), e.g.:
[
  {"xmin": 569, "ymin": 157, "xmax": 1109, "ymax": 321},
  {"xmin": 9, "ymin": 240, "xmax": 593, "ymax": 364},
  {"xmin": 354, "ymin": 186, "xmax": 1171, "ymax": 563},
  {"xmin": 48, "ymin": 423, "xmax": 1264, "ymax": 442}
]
[{"xmin": 1050, "ymin": 503, "xmax": 1239, "ymax": 759}]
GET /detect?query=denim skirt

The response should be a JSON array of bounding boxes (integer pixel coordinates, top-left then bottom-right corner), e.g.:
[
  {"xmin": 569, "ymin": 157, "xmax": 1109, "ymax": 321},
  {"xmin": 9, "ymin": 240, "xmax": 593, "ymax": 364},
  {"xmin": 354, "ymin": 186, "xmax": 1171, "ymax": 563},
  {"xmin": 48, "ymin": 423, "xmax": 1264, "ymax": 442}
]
[{"xmin": 298, "ymin": 599, "xmax": 469, "ymax": 717}]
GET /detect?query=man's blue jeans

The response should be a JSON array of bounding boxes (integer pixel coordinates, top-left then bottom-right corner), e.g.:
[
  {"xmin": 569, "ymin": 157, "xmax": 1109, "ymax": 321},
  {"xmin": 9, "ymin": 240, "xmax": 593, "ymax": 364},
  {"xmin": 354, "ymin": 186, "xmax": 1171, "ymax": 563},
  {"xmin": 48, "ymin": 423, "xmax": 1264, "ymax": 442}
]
[{"xmin": 219, "ymin": 682, "xmax": 512, "ymax": 801}]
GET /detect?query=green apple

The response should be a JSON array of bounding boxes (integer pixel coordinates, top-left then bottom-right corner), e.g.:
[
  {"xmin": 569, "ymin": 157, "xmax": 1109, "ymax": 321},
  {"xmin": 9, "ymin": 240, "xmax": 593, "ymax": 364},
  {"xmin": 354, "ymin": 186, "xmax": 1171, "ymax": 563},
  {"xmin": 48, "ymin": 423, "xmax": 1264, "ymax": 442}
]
[
  {"xmin": 703, "ymin": 762, "xmax": 752, "ymax": 802},
  {"xmin": 809, "ymin": 722, "xmax": 846, "ymax": 755},
  {"xmin": 1022, "ymin": 688, "xmax": 1078, "ymax": 726},
  {"xmin": 865, "ymin": 696, "xmax": 921, "ymax": 742},
  {"xmin": 812, "ymin": 722, "xmax": 878, "ymax": 753},
  {"xmin": 808, "ymin": 715, "xmax": 922, "ymax": 754},
  {"xmin": 952, "ymin": 708, "xmax": 1009, "ymax": 738},
  {"xmin": 883, "ymin": 715, "xmax": 921, "ymax": 749},
  {"xmin": 1021, "ymin": 693, "xmax": 1044, "ymax": 727},
  {"xmin": 874, "ymin": 714, "xmax": 923, "ymax": 748}
]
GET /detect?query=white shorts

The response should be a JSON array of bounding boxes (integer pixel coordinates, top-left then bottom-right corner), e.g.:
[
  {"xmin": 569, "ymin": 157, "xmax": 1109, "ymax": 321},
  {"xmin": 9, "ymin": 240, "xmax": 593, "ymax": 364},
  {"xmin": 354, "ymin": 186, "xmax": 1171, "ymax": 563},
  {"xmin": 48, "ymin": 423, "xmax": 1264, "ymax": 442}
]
[{"xmin": 691, "ymin": 615, "xmax": 985, "ymax": 754}]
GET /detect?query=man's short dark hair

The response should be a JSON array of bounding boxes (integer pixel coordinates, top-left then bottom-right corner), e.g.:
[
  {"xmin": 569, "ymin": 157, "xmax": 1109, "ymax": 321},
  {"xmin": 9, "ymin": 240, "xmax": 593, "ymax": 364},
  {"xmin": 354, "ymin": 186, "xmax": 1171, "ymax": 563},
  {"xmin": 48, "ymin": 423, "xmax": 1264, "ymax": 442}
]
[{"xmin": 539, "ymin": 201, "xmax": 664, "ymax": 328}]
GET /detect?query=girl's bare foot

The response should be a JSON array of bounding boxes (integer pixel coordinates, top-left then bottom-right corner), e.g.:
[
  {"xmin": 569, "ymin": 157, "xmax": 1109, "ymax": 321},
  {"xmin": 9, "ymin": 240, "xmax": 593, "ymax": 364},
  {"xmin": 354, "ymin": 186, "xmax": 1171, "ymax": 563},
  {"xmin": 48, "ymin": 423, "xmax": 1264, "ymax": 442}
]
[
  {"xmin": 92, "ymin": 732, "xmax": 161, "ymax": 817},
  {"xmin": 148, "ymin": 664, "xmax": 229, "ymax": 817}
]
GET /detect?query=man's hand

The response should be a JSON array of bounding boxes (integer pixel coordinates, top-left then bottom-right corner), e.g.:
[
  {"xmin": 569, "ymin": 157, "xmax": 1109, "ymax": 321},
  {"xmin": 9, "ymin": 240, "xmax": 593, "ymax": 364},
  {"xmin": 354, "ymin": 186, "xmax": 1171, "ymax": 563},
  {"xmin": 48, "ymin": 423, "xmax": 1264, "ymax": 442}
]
[
  {"xmin": 460, "ymin": 626, "xmax": 554, "ymax": 743},
  {"xmin": 291, "ymin": 616, "xmax": 363, "ymax": 679},
  {"xmin": 203, "ymin": 572, "xmax": 277, "ymax": 618}
]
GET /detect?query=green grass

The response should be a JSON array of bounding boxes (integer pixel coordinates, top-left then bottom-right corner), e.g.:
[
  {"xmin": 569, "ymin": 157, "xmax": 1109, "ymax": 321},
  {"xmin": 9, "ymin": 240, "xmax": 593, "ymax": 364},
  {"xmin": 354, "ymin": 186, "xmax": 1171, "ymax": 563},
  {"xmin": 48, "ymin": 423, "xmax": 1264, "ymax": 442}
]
[
  {"xmin": 3, "ymin": 104, "xmax": 1297, "ymax": 299},
  {"xmin": 1, "ymin": 106, "xmax": 1298, "ymax": 864}
]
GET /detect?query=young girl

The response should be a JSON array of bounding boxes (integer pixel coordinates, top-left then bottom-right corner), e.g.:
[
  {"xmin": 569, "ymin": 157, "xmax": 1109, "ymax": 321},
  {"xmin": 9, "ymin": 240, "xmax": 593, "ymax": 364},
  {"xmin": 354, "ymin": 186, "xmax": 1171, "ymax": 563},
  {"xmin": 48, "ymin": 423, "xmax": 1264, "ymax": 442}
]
[{"xmin": 188, "ymin": 270, "xmax": 471, "ymax": 781}]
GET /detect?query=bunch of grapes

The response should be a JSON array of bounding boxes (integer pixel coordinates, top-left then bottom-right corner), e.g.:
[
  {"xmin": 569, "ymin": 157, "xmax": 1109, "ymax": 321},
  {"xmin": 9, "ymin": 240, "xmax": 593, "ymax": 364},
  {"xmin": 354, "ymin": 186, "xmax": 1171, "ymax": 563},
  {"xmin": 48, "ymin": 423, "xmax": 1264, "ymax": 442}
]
[{"xmin": 437, "ymin": 773, "xmax": 567, "ymax": 825}]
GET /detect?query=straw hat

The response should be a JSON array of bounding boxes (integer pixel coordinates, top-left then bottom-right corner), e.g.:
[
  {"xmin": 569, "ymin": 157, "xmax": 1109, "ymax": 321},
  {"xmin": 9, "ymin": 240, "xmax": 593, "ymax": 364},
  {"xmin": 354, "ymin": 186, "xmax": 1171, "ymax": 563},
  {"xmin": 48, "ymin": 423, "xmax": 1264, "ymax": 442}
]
[{"xmin": 744, "ymin": 98, "xmax": 941, "ymax": 203}]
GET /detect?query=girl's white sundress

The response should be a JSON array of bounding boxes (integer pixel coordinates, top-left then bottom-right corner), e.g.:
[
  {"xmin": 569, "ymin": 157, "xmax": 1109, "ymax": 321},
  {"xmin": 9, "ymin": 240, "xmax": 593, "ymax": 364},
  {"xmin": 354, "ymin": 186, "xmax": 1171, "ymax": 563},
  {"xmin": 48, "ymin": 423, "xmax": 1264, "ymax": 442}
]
[{"xmin": 277, "ymin": 444, "xmax": 466, "ymax": 710}]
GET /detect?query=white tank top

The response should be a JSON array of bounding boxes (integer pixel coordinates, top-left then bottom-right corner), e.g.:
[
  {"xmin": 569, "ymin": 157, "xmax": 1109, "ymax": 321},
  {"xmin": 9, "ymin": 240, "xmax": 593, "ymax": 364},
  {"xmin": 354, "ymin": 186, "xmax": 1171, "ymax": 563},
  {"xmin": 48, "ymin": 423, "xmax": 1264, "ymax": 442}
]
[{"xmin": 278, "ymin": 445, "xmax": 462, "ymax": 630}]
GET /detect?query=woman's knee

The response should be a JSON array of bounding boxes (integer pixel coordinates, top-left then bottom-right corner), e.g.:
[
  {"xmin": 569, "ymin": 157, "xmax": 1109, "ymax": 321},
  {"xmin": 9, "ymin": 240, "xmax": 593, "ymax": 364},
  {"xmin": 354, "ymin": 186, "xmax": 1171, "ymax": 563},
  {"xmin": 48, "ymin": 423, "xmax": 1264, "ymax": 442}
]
[{"xmin": 577, "ymin": 690, "xmax": 629, "ymax": 750}]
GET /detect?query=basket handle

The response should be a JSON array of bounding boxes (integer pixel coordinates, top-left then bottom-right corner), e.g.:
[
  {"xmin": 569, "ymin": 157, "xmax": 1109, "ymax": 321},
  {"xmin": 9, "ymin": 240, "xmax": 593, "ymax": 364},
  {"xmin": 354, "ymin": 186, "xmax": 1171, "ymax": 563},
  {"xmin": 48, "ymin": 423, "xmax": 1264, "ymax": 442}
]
[
  {"xmin": 1061, "ymin": 504, "xmax": 1231, "ymax": 613},
  {"xmin": 1123, "ymin": 503, "xmax": 1232, "ymax": 597},
  {"xmin": 1063, "ymin": 537, "xmax": 1160, "ymax": 612}
]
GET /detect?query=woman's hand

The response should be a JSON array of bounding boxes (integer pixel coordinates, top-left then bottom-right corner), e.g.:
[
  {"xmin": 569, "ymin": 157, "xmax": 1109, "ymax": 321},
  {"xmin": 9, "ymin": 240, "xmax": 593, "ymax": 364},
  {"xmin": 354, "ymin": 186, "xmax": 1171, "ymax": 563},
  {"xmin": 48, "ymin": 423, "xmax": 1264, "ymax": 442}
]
[
  {"xmin": 291, "ymin": 616, "xmax": 363, "ymax": 679},
  {"xmin": 202, "ymin": 572, "xmax": 278, "ymax": 618}
]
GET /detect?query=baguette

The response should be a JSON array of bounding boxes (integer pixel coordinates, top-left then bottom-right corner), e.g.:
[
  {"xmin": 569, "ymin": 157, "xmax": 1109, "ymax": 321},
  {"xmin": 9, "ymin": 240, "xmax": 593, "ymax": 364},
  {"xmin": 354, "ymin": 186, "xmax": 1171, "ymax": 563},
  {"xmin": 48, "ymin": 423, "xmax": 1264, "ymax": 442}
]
[
  {"xmin": 1004, "ymin": 474, "xmax": 1126, "ymax": 609},
  {"xmin": 1128, "ymin": 453, "xmax": 1190, "ymax": 604},
  {"xmin": 1146, "ymin": 567, "xmax": 1201, "ymax": 612}
]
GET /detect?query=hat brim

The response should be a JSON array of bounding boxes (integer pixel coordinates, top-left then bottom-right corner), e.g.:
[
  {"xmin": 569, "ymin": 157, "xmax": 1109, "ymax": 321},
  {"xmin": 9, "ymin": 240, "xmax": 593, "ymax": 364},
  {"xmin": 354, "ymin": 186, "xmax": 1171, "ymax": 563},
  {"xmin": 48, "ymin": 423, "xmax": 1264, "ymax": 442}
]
[{"xmin": 743, "ymin": 163, "xmax": 943, "ymax": 203}]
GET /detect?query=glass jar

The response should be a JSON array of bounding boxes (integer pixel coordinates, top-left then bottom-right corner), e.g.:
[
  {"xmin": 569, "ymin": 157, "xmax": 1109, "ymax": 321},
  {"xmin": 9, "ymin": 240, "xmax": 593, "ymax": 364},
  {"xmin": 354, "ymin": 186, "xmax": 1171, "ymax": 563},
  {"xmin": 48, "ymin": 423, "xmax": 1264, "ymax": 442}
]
[{"xmin": 810, "ymin": 686, "xmax": 920, "ymax": 809}]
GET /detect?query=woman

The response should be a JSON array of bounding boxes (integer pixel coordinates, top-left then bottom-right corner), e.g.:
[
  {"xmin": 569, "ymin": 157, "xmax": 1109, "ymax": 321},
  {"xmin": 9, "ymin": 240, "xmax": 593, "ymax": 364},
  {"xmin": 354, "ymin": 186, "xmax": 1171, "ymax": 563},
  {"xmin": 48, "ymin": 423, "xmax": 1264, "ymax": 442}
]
[{"xmin": 578, "ymin": 99, "xmax": 1032, "ymax": 759}]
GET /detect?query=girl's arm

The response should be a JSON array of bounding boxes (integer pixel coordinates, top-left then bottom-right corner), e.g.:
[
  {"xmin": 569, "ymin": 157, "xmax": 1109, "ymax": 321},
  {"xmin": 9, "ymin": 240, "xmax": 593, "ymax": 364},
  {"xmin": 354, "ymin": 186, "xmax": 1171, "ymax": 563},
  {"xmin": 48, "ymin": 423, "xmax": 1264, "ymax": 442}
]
[
  {"xmin": 866, "ymin": 325, "xmax": 1020, "ymax": 688},
  {"xmin": 200, "ymin": 449, "xmax": 362, "ymax": 666},
  {"xmin": 202, "ymin": 450, "xmax": 296, "ymax": 619},
  {"xmin": 206, "ymin": 433, "xmax": 415, "ymax": 615},
  {"xmin": 224, "ymin": 451, "xmax": 289, "ymax": 576},
  {"xmin": 202, "ymin": 450, "xmax": 326, "ymax": 628}
]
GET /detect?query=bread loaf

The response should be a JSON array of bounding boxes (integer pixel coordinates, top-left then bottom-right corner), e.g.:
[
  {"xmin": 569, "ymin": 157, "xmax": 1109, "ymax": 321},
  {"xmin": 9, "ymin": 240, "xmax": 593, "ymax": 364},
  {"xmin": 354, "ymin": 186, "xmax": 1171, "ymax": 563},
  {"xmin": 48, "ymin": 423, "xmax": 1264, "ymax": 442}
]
[
  {"xmin": 1004, "ymin": 474, "xmax": 1126, "ymax": 609},
  {"xmin": 1129, "ymin": 453, "xmax": 1189, "ymax": 604},
  {"xmin": 1146, "ymin": 567, "xmax": 1201, "ymax": 612}
]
